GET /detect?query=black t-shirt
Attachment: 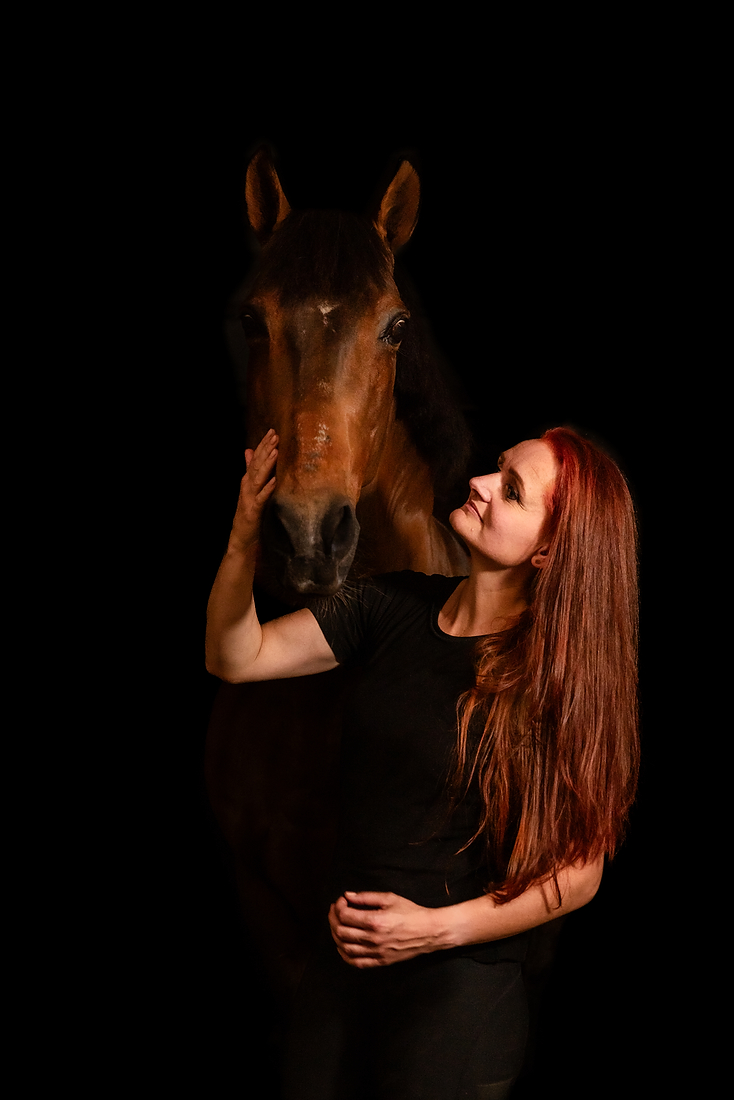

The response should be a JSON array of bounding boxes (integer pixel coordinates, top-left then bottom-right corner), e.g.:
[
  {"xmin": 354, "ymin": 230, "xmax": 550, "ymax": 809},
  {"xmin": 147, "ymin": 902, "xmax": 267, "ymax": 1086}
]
[{"xmin": 311, "ymin": 571, "xmax": 529, "ymax": 964}]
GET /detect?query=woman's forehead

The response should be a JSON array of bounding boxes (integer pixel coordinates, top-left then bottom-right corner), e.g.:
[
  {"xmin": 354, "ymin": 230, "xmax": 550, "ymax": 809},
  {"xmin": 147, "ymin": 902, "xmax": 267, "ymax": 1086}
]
[{"xmin": 499, "ymin": 439, "xmax": 558, "ymax": 490}]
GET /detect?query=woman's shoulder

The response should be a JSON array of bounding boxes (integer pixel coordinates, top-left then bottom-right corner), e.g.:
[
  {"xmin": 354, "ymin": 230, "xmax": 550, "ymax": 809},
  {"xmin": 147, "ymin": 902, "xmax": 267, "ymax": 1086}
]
[
  {"xmin": 348, "ymin": 571, "xmax": 468, "ymax": 626},
  {"xmin": 368, "ymin": 570, "xmax": 467, "ymax": 604},
  {"xmin": 308, "ymin": 572, "xmax": 466, "ymax": 661}
]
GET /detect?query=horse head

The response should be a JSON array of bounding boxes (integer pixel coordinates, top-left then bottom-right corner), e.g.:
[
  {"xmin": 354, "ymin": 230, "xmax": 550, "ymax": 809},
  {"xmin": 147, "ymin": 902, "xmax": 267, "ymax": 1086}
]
[{"xmin": 238, "ymin": 149, "xmax": 423, "ymax": 598}]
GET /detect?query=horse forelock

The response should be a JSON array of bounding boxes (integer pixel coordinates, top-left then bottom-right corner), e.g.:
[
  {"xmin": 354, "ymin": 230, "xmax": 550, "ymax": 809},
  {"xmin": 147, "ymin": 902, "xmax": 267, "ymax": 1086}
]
[{"xmin": 255, "ymin": 209, "xmax": 393, "ymax": 304}]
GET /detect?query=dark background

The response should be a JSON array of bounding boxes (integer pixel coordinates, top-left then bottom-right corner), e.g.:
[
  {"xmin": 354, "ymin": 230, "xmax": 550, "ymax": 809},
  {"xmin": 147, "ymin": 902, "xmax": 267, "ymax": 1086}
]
[{"xmin": 130, "ymin": 91, "xmax": 680, "ymax": 1097}]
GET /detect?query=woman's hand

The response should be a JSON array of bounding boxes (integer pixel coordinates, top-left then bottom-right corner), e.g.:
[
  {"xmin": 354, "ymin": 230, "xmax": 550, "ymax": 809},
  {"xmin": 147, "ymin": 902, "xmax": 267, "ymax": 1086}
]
[
  {"xmin": 328, "ymin": 891, "xmax": 442, "ymax": 969},
  {"xmin": 206, "ymin": 425, "xmax": 339, "ymax": 682},
  {"xmin": 229, "ymin": 429, "xmax": 278, "ymax": 553},
  {"xmin": 327, "ymin": 859, "xmax": 604, "ymax": 970}
]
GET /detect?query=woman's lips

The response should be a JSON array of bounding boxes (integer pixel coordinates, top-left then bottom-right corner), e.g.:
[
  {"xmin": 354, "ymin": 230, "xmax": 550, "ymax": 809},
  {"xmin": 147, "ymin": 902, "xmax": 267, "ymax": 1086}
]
[{"xmin": 465, "ymin": 500, "xmax": 482, "ymax": 522}]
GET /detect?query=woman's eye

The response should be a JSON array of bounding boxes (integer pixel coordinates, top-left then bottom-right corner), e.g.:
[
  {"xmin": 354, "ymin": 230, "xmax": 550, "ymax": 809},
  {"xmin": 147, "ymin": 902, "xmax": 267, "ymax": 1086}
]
[
  {"xmin": 505, "ymin": 484, "xmax": 519, "ymax": 502},
  {"xmin": 384, "ymin": 318, "xmax": 408, "ymax": 347}
]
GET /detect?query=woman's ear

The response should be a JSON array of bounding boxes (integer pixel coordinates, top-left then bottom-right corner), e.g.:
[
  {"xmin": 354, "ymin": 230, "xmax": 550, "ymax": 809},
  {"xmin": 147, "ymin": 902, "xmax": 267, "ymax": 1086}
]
[{"xmin": 531, "ymin": 544, "xmax": 550, "ymax": 570}]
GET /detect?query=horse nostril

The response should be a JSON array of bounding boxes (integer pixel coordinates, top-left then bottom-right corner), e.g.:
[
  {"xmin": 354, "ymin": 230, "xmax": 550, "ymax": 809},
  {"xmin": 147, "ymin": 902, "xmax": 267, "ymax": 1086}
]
[
  {"xmin": 262, "ymin": 497, "xmax": 359, "ymax": 583},
  {"xmin": 322, "ymin": 503, "xmax": 357, "ymax": 557},
  {"xmin": 264, "ymin": 500, "xmax": 296, "ymax": 557}
]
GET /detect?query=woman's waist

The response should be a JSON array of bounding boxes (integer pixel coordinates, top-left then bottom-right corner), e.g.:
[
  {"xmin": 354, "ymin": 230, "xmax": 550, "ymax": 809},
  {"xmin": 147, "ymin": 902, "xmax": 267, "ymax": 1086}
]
[
  {"xmin": 328, "ymin": 853, "xmax": 489, "ymax": 910},
  {"xmin": 322, "ymin": 862, "xmax": 530, "ymax": 965}
]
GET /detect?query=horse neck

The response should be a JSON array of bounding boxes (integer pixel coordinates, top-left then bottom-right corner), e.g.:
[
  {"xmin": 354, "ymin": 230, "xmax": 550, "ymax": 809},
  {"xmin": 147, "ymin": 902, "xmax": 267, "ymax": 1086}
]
[{"xmin": 354, "ymin": 415, "xmax": 468, "ymax": 578}]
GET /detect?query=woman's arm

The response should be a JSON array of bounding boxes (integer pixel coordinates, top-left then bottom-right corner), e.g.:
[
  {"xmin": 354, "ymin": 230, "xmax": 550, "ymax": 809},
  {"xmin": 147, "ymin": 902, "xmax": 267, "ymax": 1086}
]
[
  {"xmin": 328, "ymin": 856, "xmax": 604, "ymax": 969},
  {"xmin": 205, "ymin": 430, "xmax": 339, "ymax": 683}
]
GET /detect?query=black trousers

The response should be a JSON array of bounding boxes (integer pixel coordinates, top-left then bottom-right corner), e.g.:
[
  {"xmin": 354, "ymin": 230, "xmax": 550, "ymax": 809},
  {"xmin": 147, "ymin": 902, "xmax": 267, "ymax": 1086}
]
[{"xmin": 282, "ymin": 933, "xmax": 528, "ymax": 1100}]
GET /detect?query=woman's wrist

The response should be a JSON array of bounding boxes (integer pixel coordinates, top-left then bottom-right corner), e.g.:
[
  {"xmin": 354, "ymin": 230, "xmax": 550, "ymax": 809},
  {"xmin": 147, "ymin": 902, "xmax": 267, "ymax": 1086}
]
[
  {"xmin": 431, "ymin": 896, "xmax": 500, "ymax": 951},
  {"xmin": 431, "ymin": 902, "xmax": 473, "ymax": 951},
  {"xmin": 226, "ymin": 531, "xmax": 259, "ymax": 558}
]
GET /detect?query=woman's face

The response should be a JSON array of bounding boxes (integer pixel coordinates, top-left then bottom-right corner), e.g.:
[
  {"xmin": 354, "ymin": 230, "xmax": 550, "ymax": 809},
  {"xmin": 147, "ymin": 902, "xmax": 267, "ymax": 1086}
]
[{"xmin": 450, "ymin": 439, "xmax": 558, "ymax": 571}]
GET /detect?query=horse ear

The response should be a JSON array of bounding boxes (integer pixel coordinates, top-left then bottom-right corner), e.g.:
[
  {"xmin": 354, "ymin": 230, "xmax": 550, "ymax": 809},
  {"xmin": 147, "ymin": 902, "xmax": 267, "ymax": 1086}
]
[
  {"xmin": 373, "ymin": 160, "xmax": 420, "ymax": 254},
  {"xmin": 245, "ymin": 148, "xmax": 291, "ymax": 244}
]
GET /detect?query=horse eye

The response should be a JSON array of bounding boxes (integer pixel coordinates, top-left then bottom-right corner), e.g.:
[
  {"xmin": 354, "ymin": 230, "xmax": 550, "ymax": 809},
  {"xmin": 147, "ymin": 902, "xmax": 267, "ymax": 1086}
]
[
  {"xmin": 385, "ymin": 318, "xmax": 408, "ymax": 347},
  {"xmin": 241, "ymin": 312, "xmax": 268, "ymax": 340}
]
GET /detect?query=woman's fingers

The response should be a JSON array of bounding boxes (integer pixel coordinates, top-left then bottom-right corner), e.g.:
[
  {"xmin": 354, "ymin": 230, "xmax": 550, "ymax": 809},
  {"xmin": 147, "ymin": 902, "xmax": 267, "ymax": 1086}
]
[
  {"xmin": 329, "ymin": 899, "xmax": 370, "ymax": 934},
  {"xmin": 328, "ymin": 891, "xmax": 436, "ymax": 969},
  {"xmin": 248, "ymin": 428, "xmax": 278, "ymax": 460},
  {"xmin": 344, "ymin": 890, "xmax": 392, "ymax": 908},
  {"xmin": 246, "ymin": 430, "xmax": 278, "ymax": 491},
  {"xmin": 333, "ymin": 940, "xmax": 381, "ymax": 968},
  {"xmin": 328, "ymin": 899, "xmax": 387, "ymax": 964},
  {"xmin": 336, "ymin": 892, "xmax": 394, "ymax": 929},
  {"xmin": 329, "ymin": 914, "xmax": 382, "ymax": 965},
  {"xmin": 333, "ymin": 919, "xmax": 378, "ymax": 945},
  {"xmin": 243, "ymin": 431, "xmax": 278, "ymax": 499},
  {"xmin": 229, "ymin": 430, "xmax": 279, "ymax": 550},
  {"xmin": 333, "ymin": 896, "xmax": 381, "ymax": 931}
]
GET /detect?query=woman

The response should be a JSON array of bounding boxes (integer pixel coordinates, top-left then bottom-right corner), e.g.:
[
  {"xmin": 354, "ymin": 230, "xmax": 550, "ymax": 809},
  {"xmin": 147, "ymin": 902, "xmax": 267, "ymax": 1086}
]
[{"xmin": 206, "ymin": 426, "xmax": 639, "ymax": 1099}]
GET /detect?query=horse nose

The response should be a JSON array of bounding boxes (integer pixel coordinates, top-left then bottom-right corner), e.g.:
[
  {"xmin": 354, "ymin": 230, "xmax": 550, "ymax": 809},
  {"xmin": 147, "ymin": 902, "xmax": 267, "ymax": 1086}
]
[{"xmin": 262, "ymin": 496, "xmax": 360, "ymax": 595}]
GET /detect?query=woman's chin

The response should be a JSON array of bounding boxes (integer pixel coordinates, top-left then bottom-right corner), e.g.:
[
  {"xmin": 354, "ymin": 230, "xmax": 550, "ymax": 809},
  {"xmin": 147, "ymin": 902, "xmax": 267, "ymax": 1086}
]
[{"xmin": 448, "ymin": 509, "xmax": 466, "ymax": 538}]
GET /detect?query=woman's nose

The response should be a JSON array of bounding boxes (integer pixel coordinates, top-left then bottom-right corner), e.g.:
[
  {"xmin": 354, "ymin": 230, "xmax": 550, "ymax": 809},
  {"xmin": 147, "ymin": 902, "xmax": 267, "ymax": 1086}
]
[{"xmin": 469, "ymin": 474, "xmax": 495, "ymax": 500}]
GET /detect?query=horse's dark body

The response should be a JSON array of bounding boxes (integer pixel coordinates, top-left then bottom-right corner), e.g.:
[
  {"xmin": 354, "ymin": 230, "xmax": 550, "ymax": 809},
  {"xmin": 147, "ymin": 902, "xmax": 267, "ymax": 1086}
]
[{"xmin": 205, "ymin": 150, "xmax": 475, "ymax": 1006}]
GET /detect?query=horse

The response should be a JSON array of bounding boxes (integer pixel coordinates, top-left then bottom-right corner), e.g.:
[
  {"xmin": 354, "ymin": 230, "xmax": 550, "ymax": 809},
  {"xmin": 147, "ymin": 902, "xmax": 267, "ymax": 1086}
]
[{"xmin": 205, "ymin": 149, "xmax": 473, "ymax": 1015}]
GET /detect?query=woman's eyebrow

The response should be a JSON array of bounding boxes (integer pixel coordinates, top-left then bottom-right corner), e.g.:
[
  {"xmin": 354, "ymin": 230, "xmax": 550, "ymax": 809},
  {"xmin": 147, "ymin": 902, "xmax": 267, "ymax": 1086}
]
[{"xmin": 497, "ymin": 455, "xmax": 525, "ymax": 493}]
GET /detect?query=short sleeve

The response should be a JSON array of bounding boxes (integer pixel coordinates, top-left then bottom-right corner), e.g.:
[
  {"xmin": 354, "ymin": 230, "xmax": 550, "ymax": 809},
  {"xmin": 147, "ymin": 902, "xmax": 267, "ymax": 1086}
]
[{"xmin": 309, "ymin": 578, "xmax": 391, "ymax": 666}]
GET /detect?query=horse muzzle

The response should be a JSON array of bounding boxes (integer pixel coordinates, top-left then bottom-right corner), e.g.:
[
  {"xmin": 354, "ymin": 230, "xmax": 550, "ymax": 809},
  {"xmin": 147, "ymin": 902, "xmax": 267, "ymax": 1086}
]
[{"xmin": 261, "ymin": 495, "xmax": 360, "ymax": 597}]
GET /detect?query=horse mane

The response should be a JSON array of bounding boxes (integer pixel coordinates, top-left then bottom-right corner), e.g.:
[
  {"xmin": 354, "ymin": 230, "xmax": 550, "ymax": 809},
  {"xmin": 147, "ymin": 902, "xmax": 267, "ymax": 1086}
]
[
  {"xmin": 251, "ymin": 207, "xmax": 473, "ymax": 518},
  {"xmin": 391, "ymin": 264, "xmax": 472, "ymax": 513}
]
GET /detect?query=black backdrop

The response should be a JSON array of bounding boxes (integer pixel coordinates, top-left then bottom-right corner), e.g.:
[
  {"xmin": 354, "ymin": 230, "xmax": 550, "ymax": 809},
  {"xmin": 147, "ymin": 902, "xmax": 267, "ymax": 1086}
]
[{"xmin": 133, "ymin": 98, "xmax": 676, "ymax": 1098}]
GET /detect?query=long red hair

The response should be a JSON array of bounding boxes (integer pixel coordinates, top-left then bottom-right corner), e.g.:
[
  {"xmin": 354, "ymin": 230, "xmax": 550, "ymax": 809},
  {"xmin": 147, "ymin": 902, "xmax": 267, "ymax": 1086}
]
[{"xmin": 452, "ymin": 427, "xmax": 639, "ymax": 903}]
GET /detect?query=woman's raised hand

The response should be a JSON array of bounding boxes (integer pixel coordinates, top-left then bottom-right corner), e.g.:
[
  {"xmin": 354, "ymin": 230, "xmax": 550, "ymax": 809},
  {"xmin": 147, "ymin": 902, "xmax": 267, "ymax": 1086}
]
[
  {"xmin": 229, "ymin": 429, "xmax": 278, "ymax": 553},
  {"xmin": 207, "ymin": 426, "xmax": 339, "ymax": 682}
]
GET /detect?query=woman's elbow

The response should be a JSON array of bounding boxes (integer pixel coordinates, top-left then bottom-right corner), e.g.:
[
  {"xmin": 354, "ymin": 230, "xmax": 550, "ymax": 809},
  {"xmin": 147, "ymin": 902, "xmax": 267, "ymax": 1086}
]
[
  {"xmin": 205, "ymin": 653, "xmax": 247, "ymax": 683},
  {"xmin": 572, "ymin": 856, "xmax": 605, "ymax": 910},
  {"xmin": 205, "ymin": 658, "xmax": 225, "ymax": 681}
]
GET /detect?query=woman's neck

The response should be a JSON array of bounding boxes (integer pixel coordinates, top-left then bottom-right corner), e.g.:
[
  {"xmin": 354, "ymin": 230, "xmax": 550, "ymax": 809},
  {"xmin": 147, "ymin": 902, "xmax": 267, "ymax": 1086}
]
[{"xmin": 439, "ymin": 567, "xmax": 532, "ymax": 637}]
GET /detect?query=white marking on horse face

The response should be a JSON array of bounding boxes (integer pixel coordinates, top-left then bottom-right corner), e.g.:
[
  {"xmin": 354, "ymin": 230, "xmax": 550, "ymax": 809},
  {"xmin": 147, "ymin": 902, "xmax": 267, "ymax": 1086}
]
[
  {"xmin": 318, "ymin": 302, "xmax": 337, "ymax": 326},
  {"xmin": 300, "ymin": 421, "xmax": 333, "ymax": 472}
]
